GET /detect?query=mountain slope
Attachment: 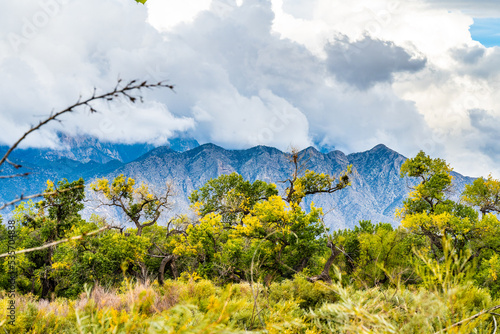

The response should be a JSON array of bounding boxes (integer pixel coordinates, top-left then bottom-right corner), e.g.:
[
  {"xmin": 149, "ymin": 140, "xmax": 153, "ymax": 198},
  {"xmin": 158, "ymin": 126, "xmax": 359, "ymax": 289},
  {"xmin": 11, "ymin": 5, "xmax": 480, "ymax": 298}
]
[{"xmin": 0, "ymin": 142, "xmax": 475, "ymax": 229}]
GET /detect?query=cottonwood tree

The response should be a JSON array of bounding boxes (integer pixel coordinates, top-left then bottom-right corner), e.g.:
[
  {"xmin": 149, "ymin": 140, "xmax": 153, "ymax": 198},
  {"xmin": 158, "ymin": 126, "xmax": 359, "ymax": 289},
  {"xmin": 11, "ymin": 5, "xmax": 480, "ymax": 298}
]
[
  {"xmin": 91, "ymin": 175, "xmax": 181, "ymax": 284},
  {"xmin": 189, "ymin": 173, "xmax": 278, "ymax": 226},
  {"xmin": 281, "ymin": 148, "xmax": 352, "ymax": 284},
  {"xmin": 174, "ymin": 148, "xmax": 351, "ymax": 284},
  {"xmin": 462, "ymin": 175, "xmax": 500, "ymax": 217},
  {"xmin": 90, "ymin": 174, "xmax": 174, "ymax": 237},
  {"xmin": 143, "ymin": 216, "xmax": 190, "ymax": 284},
  {"xmin": 7, "ymin": 179, "xmax": 86, "ymax": 298},
  {"xmin": 399, "ymin": 151, "xmax": 500, "ymax": 258}
]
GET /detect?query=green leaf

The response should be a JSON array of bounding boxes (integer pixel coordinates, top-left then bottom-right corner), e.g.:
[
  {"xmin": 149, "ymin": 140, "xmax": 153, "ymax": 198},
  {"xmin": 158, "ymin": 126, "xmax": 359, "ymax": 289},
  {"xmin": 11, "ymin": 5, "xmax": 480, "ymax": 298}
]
[{"xmin": 135, "ymin": 0, "xmax": 147, "ymax": 4}]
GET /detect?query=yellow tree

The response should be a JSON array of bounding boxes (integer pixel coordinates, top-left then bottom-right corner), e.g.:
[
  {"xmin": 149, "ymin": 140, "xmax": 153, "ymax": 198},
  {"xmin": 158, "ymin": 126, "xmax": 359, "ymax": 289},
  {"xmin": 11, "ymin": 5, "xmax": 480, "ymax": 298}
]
[
  {"xmin": 176, "ymin": 149, "xmax": 351, "ymax": 284},
  {"xmin": 462, "ymin": 175, "xmax": 500, "ymax": 217},
  {"xmin": 91, "ymin": 174, "xmax": 173, "ymax": 236},
  {"xmin": 399, "ymin": 151, "xmax": 493, "ymax": 256}
]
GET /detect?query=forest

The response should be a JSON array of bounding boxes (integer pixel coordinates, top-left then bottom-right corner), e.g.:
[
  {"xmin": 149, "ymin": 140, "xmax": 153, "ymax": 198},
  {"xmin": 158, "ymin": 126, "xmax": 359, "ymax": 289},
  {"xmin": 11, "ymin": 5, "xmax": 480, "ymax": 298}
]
[{"xmin": 1, "ymin": 147, "xmax": 500, "ymax": 333}]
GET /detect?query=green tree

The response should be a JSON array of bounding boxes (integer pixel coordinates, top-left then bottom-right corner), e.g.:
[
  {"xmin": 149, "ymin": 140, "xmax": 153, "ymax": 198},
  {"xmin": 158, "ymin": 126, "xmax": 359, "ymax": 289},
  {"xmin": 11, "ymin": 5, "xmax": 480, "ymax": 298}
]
[
  {"xmin": 462, "ymin": 175, "xmax": 500, "ymax": 216},
  {"xmin": 399, "ymin": 151, "xmax": 497, "ymax": 259},
  {"xmin": 176, "ymin": 149, "xmax": 351, "ymax": 284},
  {"xmin": 50, "ymin": 216, "xmax": 152, "ymax": 296},
  {"xmin": 399, "ymin": 150, "xmax": 453, "ymax": 216},
  {"xmin": 189, "ymin": 172, "xmax": 278, "ymax": 226},
  {"xmin": 2, "ymin": 179, "xmax": 85, "ymax": 298},
  {"xmin": 283, "ymin": 149, "xmax": 350, "ymax": 205},
  {"xmin": 333, "ymin": 221, "xmax": 424, "ymax": 288}
]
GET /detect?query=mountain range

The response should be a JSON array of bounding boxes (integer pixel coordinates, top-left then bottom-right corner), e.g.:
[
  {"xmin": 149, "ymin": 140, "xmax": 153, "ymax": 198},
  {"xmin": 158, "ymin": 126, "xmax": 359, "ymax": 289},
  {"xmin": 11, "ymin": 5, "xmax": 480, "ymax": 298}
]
[{"xmin": 0, "ymin": 135, "xmax": 475, "ymax": 229}]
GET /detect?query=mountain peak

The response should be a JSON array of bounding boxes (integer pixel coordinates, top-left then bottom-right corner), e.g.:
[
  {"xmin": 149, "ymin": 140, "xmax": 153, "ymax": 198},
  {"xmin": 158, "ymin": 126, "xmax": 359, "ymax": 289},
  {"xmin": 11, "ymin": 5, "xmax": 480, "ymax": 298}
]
[
  {"xmin": 198, "ymin": 143, "xmax": 224, "ymax": 150},
  {"xmin": 368, "ymin": 144, "xmax": 399, "ymax": 156},
  {"xmin": 302, "ymin": 146, "xmax": 320, "ymax": 154},
  {"xmin": 244, "ymin": 145, "xmax": 283, "ymax": 155}
]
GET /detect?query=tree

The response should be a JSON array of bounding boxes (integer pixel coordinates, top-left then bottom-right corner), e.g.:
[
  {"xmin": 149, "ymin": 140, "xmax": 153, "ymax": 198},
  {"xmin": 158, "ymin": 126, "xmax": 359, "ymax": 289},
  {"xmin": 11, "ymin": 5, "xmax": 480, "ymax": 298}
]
[
  {"xmin": 283, "ymin": 148, "xmax": 351, "ymax": 205},
  {"xmin": 143, "ymin": 216, "xmax": 188, "ymax": 284},
  {"xmin": 175, "ymin": 148, "xmax": 352, "ymax": 284},
  {"xmin": 174, "ymin": 194, "xmax": 325, "ymax": 283},
  {"xmin": 398, "ymin": 151, "xmax": 496, "ymax": 258},
  {"xmin": 3, "ymin": 179, "xmax": 86, "ymax": 298},
  {"xmin": 91, "ymin": 174, "xmax": 173, "ymax": 236},
  {"xmin": 332, "ymin": 220, "xmax": 425, "ymax": 288},
  {"xmin": 189, "ymin": 172, "xmax": 278, "ymax": 226},
  {"xmin": 462, "ymin": 175, "xmax": 500, "ymax": 216},
  {"xmin": 50, "ymin": 216, "xmax": 152, "ymax": 295},
  {"xmin": 282, "ymin": 148, "xmax": 351, "ymax": 283},
  {"xmin": 399, "ymin": 150, "xmax": 453, "ymax": 216}
]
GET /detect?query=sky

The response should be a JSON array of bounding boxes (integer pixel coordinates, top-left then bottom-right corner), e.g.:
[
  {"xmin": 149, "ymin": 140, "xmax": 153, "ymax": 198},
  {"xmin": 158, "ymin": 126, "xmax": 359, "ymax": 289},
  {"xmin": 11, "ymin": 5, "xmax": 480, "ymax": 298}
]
[{"xmin": 0, "ymin": 0, "xmax": 499, "ymax": 178}]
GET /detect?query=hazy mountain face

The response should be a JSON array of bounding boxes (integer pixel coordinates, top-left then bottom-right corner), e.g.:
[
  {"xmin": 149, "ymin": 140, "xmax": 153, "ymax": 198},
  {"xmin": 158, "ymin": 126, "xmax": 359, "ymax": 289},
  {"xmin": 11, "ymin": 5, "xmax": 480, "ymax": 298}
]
[{"xmin": 0, "ymin": 138, "xmax": 474, "ymax": 229}]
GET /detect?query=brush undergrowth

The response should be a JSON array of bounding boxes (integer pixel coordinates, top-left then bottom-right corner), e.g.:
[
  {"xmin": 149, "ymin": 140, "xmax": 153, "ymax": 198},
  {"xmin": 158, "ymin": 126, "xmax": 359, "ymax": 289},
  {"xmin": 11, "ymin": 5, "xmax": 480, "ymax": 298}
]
[{"xmin": 1, "ymin": 239, "xmax": 498, "ymax": 333}]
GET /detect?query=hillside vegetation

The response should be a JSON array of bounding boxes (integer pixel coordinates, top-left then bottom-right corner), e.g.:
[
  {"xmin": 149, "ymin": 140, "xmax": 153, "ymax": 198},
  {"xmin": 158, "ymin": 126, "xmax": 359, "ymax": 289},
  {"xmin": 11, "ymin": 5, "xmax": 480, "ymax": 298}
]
[{"xmin": 1, "ymin": 150, "xmax": 500, "ymax": 333}]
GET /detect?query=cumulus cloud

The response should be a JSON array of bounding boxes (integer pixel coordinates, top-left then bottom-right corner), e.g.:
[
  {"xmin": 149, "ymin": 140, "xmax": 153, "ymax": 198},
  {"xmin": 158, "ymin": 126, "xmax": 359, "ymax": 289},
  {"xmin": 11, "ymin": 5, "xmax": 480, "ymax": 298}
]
[
  {"xmin": 451, "ymin": 45, "xmax": 485, "ymax": 64},
  {"xmin": 0, "ymin": 0, "xmax": 195, "ymax": 148},
  {"xmin": 0, "ymin": 0, "xmax": 500, "ymax": 178},
  {"xmin": 324, "ymin": 36, "xmax": 426, "ymax": 89},
  {"xmin": 424, "ymin": 0, "xmax": 500, "ymax": 18},
  {"xmin": 468, "ymin": 109, "xmax": 500, "ymax": 159}
]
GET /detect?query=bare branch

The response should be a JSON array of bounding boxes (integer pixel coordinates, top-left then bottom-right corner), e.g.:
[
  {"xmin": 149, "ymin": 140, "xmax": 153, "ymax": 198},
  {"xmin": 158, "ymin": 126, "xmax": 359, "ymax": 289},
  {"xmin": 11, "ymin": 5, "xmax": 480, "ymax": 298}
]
[
  {"xmin": 434, "ymin": 304, "xmax": 500, "ymax": 333},
  {"xmin": 0, "ymin": 79, "xmax": 174, "ymax": 168},
  {"xmin": 0, "ymin": 225, "xmax": 110, "ymax": 259},
  {"xmin": 5, "ymin": 158, "xmax": 23, "ymax": 169},
  {"xmin": 0, "ymin": 172, "xmax": 31, "ymax": 180},
  {"xmin": 0, "ymin": 185, "xmax": 84, "ymax": 211}
]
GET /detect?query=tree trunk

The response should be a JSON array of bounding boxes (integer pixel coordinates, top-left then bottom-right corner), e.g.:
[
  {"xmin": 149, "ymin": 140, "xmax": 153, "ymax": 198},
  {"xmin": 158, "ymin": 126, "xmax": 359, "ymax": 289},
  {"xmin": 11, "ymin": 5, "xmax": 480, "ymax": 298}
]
[
  {"xmin": 170, "ymin": 257, "xmax": 179, "ymax": 279},
  {"xmin": 307, "ymin": 241, "xmax": 340, "ymax": 284},
  {"xmin": 158, "ymin": 255, "xmax": 174, "ymax": 285},
  {"xmin": 294, "ymin": 257, "xmax": 309, "ymax": 273}
]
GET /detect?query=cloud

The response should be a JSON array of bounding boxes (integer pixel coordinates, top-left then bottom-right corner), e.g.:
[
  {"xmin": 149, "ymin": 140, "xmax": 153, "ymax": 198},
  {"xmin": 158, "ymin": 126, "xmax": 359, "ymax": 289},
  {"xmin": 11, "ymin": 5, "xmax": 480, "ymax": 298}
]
[
  {"xmin": 146, "ymin": 0, "xmax": 212, "ymax": 31},
  {"xmin": 424, "ymin": 0, "xmax": 500, "ymax": 18},
  {"xmin": 0, "ymin": 0, "xmax": 195, "ymax": 148},
  {"xmin": 324, "ymin": 35, "xmax": 427, "ymax": 89},
  {"xmin": 468, "ymin": 109, "xmax": 500, "ymax": 159},
  {"xmin": 0, "ymin": 0, "xmax": 500, "ymax": 178},
  {"xmin": 451, "ymin": 45, "xmax": 485, "ymax": 64},
  {"xmin": 150, "ymin": 0, "xmax": 432, "ymax": 154}
]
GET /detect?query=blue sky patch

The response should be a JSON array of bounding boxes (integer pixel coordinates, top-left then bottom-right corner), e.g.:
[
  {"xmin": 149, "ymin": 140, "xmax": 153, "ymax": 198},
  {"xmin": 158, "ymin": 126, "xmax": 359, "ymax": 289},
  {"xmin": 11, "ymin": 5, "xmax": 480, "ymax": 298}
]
[{"xmin": 470, "ymin": 18, "xmax": 500, "ymax": 47}]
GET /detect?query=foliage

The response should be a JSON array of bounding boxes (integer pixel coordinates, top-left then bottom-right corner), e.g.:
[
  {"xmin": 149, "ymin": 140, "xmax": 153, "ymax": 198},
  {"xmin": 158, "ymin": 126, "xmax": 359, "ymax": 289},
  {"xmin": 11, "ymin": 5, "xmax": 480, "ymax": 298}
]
[
  {"xmin": 91, "ymin": 174, "xmax": 173, "ymax": 236},
  {"xmin": 189, "ymin": 172, "xmax": 278, "ymax": 225},
  {"xmin": 399, "ymin": 150, "xmax": 453, "ymax": 216},
  {"xmin": 3, "ymin": 151, "xmax": 500, "ymax": 332},
  {"xmin": 462, "ymin": 174, "xmax": 500, "ymax": 216},
  {"xmin": 0, "ymin": 179, "xmax": 87, "ymax": 298}
]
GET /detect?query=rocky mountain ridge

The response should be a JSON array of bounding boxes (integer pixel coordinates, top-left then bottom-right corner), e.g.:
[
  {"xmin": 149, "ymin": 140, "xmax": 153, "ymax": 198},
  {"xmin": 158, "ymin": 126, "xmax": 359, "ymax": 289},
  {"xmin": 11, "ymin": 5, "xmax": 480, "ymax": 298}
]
[{"xmin": 0, "ymin": 140, "xmax": 475, "ymax": 229}]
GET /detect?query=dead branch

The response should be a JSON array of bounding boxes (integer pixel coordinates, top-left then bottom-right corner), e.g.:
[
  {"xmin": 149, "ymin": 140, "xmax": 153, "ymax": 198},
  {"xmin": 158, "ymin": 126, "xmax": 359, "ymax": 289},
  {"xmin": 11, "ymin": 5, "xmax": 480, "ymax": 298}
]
[
  {"xmin": 0, "ymin": 172, "xmax": 31, "ymax": 180},
  {"xmin": 0, "ymin": 185, "xmax": 84, "ymax": 211},
  {"xmin": 434, "ymin": 304, "xmax": 500, "ymax": 333},
  {"xmin": 0, "ymin": 225, "xmax": 110, "ymax": 258},
  {"xmin": 0, "ymin": 79, "xmax": 174, "ymax": 169}
]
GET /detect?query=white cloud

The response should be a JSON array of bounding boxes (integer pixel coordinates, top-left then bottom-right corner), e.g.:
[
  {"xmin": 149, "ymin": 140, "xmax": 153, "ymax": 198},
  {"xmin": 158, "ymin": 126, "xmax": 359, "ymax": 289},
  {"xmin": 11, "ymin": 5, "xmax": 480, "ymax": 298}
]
[
  {"xmin": 424, "ymin": 0, "xmax": 500, "ymax": 18},
  {"xmin": 146, "ymin": 0, "xmax": 212, "ymax": 31},
  {"xmin": 0, "ymin": 0, "xmax": 500, "ymax": 178}
]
